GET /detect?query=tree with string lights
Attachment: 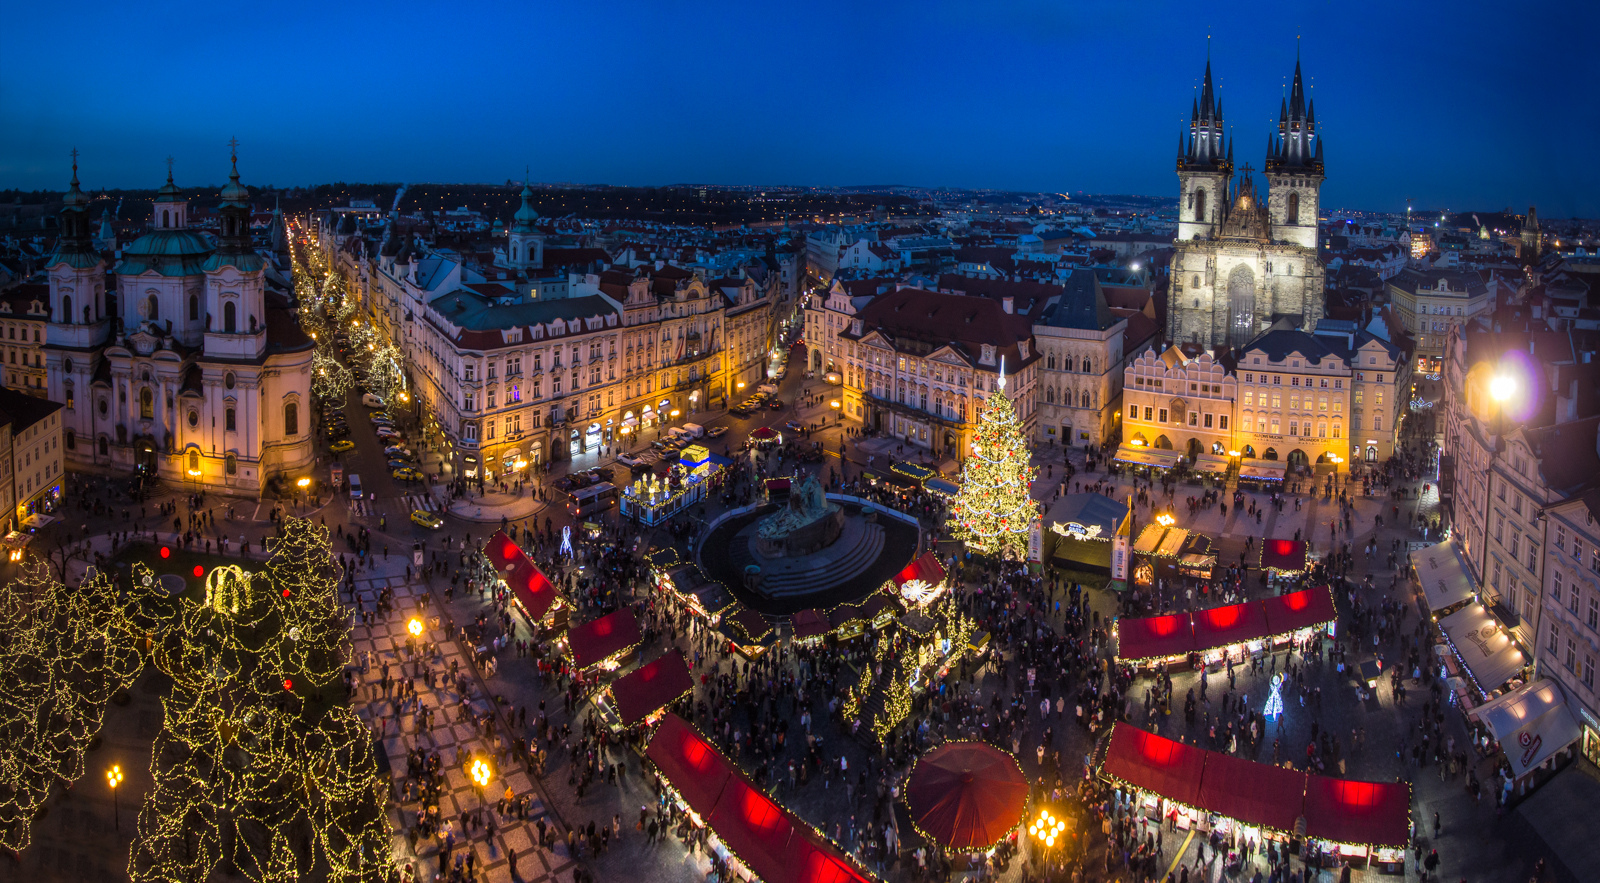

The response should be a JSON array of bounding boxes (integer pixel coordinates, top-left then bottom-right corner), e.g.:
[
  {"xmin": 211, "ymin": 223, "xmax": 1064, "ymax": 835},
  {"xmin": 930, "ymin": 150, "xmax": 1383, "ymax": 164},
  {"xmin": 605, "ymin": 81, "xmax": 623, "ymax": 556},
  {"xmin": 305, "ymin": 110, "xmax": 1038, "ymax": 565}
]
[{"xmin": 949, "ymin": 362, "xmax": 1037, "ymax": 560}]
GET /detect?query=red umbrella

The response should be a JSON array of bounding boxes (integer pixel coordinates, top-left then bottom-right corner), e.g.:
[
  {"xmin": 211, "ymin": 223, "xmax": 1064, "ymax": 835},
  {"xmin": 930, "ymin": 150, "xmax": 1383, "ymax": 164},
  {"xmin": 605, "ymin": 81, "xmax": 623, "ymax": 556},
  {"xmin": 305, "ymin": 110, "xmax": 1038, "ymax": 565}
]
[{"xmin": 907, "ymin": 742, "xmax": 1029, "ymax": 851}]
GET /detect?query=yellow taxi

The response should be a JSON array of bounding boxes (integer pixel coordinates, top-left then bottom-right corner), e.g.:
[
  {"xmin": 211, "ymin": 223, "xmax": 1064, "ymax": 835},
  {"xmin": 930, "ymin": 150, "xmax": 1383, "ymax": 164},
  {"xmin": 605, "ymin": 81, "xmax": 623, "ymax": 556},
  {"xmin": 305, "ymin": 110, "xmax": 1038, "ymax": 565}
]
[
  {"xmin": 410, "ymin": 510, "xmax": 443, "ymax": 529},
  {"xmin": 392, "ymin": 467, "xmax": 423, "ymax": 482},
  {"xmin": 330, "ymin": 440, "xmax": 355, "ymax": 453}
]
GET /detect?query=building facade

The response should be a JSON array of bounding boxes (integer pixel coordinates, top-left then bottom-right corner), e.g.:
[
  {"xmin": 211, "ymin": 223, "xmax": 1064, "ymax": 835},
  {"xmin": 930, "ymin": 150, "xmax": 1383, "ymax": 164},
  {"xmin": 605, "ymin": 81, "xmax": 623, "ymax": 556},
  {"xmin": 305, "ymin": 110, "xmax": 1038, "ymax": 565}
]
[
  {"xmin": 1169, "ymin": 58, "xmax": 1326, "ymax": 348},
  {"xmin": 1035, "ymin": 270, "xmax": 1129, "ymax": 448},
  {"xmin": 1386, "ymin": 267, "xmax": 1490, "ymax": 371}
]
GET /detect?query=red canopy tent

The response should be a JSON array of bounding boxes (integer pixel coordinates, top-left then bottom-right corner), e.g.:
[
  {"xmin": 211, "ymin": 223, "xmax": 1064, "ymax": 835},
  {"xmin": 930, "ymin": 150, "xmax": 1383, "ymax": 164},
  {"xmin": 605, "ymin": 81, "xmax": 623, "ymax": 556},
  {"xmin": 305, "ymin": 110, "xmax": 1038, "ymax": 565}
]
[
  {"xmin": 1262, "ymin": 586, "xmax": 1339, "ymax": 636},
  {"xmin": 1191, "ymin": 601, "xmax": 1271, "ymax": 652},
  {"xmin": 708, "ymin": 777, "xmax": 797, "ymax": 880},
  {"xmin": 644, "ymin": 715, "xmax": 730, "ymax": 815},
  {"xmin": 782, "ymin": 834, "xmax": 876, "ymax": 883},
  {"xmin": 750, "ymin": 426, "xmax": 779, "ymax": 441},
  {"xmin": 566, "ymin": 608, "xmax": 642, "ymax": 669},
  {"xmin": 1195, "ymin": 752, "xmax": 1307, "ymax": 833},
  {"xmin": 1302, "ymin": 775, "xmax": 1411, "ymax": 847},
  {"xmin": 610, "ymin": 650, "xmax": 693, "ymax": 727},
  {"xmin": 894, "ymin": 552, "xmax": 946, "ymax": 590},
  {"xmin": 1260, "ymin": 538, "xmax": 1309, "ymax": 572},
  {"xmin": 1100, "ymin": 724, "xmax": 1206, "ymax": 807},
  {"xmin": 486, "ymin": 530, "xmax": 559, "ymax": 622},
  {"xmin": 906, "ymin": 742, "xmax": 1029, "ymax": 851},
  {"xmin": 1114, "ymin": 613, "xmax": 1195, "ymax": 661}
]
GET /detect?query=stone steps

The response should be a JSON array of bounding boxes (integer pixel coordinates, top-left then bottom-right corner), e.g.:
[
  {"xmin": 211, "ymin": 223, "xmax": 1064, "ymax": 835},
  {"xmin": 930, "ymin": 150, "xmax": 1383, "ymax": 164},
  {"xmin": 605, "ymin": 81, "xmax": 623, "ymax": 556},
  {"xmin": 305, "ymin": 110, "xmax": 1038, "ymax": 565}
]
[{"xmin": 749, "ymin": 523, "xmax": 885, "ymax": 599}]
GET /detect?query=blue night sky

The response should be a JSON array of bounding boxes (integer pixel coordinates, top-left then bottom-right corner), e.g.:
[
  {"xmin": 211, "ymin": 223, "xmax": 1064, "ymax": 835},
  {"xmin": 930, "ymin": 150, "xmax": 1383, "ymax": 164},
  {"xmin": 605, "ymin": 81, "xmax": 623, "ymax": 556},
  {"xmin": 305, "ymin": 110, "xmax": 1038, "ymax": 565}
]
[{"xmin": 3, "ymin": 0, "xmax": 1596, "ymax": 216}]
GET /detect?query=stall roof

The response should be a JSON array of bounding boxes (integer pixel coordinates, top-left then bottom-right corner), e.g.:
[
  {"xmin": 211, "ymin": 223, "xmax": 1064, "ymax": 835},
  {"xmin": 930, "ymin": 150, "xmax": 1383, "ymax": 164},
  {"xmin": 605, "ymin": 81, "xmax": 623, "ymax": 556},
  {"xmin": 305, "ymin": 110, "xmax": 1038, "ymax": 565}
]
[
  {"xmin": 1115, "ymin": 612, "xmax": 1195, "ymax": 661},
  {"xmin": 1196, "ymin": 752, "xmax": 1307, "ymax": 834},
  {"xmin": 1115, "ymin": 445, "xmax": 1183, "ymax": 469},
  {"xmin": 925, "ymin": 477, "xmax": 960, "ymax": 497},
  {"xmin": 487, "ymin": 530, "xmax": 559, "ymax": 622},
  {"xmin": 749, "ymin": 426, "xmax": 779, "ymax": 441},
  {"xmin": 781, "ymin": 831, "xmax": 876, "ymax": 883},
  {"xmin": 644, "ymin": 714, "xmax": 730, "ymax": 814},
  {"xmin": 1476, "ymin": 679, "xmax": 1581, "ymax": 777},
  {"xmin": 1191, "ymin": 453, "xmax": 1231, "ymax": 475},
  {"xmin": 792, "ymin": 609, "xmax": 831, "ymax": 640},
  {"xmin": 1261, "ymin": 586, "xmax": 1339, "ymax": 635},
  {"xmin": 1192, "ymin": 601, "xmax": 1270, "ymax": 650},
  {"xmin": 1238, "ymin": 459, "xmax": 1287, "ymax": 481},
  {"xmin": 689, "ymin": 581, "xmax": 737, "ymax": 617},
  {"xmin": 1302, "ymin": 775, "xmax": 1411, "ymax": 847},
  {"xmin": 1260, "ymin": 538, "xmax": 1308, "ymax": 572},
  {"xmin": 566, "ymin": 608, "xmax": 643, "ymax": 669},
  {"xmin": 1156, "ymin": 528, "xmax": 1190, "ymax": 559},
  {"xmin": 1101, "ymin": 724, "xmax": 1206, "ymax": 807},
  {"xmin": 727, "ymin": 606, "xmax": 774, "ymax": 643},
  {"xmin": 1412, "ymin": 539, "xmax": 1475, "ymax": 613},
  {"xmin": 610, "ymin": 650, "xmax": 694, "ymax": 727},
  {"xmin": 707, "ymin": 777, "xmax": 797, "ymax": 880},
  {"xmin": 1133, "ymin": 524, "xmax": 1168, "ymax": 556},
  {"xmin": 894, "ymin": 552, "xmax": 946, "ymax": 590},
  {"xmin": 1045, "ymin": 493, "xmax": 1128, "ymax": 541},
  {"xmin": 892, "ymin": 462, "xmax": 936, "ymax": 482},
  {"xmin": 1439, "ymin": 604, "xmax": 1527, "ymax": 694}
]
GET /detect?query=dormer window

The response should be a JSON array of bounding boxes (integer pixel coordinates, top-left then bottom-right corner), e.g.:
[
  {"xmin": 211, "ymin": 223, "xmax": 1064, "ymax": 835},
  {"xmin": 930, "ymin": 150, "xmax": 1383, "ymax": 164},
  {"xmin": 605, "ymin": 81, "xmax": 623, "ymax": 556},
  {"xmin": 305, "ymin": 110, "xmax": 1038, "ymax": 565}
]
[{"xmin": 981, "ymin": 345, "xmax": 996, "ymax": 366}]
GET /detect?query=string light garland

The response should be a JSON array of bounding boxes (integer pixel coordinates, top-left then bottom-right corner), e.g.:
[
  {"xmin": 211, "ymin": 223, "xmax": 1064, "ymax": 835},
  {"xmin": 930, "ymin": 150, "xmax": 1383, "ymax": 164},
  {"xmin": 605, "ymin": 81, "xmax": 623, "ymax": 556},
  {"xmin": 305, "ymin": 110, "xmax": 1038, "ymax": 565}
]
[{"xmin": 949, "ymin": 367, "xmax": 1037, "ymax": 560}]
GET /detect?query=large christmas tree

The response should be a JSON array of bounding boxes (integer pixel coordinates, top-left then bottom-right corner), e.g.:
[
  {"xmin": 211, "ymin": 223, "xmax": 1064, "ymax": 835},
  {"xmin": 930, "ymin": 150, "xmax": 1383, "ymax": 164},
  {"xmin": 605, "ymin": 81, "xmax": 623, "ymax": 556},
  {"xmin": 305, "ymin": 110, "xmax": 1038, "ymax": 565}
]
[{"xmin": 950, "ymin": 369, "xmax": 1036, "ymax": 559}]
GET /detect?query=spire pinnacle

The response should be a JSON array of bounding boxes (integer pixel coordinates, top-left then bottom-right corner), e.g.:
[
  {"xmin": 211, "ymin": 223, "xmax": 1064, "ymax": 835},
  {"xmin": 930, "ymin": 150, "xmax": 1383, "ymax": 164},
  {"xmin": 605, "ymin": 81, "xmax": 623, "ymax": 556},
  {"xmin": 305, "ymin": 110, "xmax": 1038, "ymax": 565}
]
[
  {"xmin": 165, "ymin": 155, "xmax": 174, "ymax": 184},
  {"xmin": 70, "ymin": 147, "xmax": 79, "ymax": 185},
  {"xmin": 228, "ymin": 136, "xmax": 240, "ymax": 172},
  {"xmin": 997, "ymin": 355, "xmax": 1007, "ymax": 391}
]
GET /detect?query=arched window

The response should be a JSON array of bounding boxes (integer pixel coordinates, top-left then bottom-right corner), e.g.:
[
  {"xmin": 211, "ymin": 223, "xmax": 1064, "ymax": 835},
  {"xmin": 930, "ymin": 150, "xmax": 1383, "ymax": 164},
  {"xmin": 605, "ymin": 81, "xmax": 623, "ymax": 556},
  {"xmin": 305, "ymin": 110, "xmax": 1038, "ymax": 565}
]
[
  {"xmin": 64, "ymin": 383, "xmax": 73, "ymax": 410},
  {"xmin": 61, "ymin": 295, "xmax": 71, "ymax": 324},
  {"xmin": 225, "ymin": 408, "xmax": 236, "ymax": 432},
  {"xmin": 188, "ymin": 449, "xmax": 200, "ymax": 472},
  {"xmin": 64, "ymin": 430, "xmax": 74, "ymax": 450},
  {"xmin": 284, "ymin": 401, "xmax": 299, "ymax": 435},
  {"xmin": 1194, "ymin": 188, "xmax": 1207, "ymax": 223},
  {"xmin": 162, "ymin": 210, "xmax": 170, "ymax": 228},
  {"xmin": 223, "ymin": 302, "xmax": 236, "ymax": 333},
  {"xmin": 98, "ymin": 436, "xmax": 108, "ymax": 456},
  {"xmin": 1081, "ymin": 358, "xmax": 1091, "ymax": 373},
  {"xmin": 140, "ymin": 388, "xmax": 153, "ymax": 419},
  {"xmin": 225, "ymin": 453, "xmax": 237, "ymax": 475},
  {"xmin": 1082, "ymin": 390, "xmax": 1092, "ymax": 408},
  {"xmin": 189, "ymin": 294, "xmax": 199, "ymax": 321},
  {"xmin": 1285, "ymin": 192, "xmax": 1300, "ymax": 225},
  {"xmin": 147, "ymin": 294, "xmax": 159, "ymax": 322}
]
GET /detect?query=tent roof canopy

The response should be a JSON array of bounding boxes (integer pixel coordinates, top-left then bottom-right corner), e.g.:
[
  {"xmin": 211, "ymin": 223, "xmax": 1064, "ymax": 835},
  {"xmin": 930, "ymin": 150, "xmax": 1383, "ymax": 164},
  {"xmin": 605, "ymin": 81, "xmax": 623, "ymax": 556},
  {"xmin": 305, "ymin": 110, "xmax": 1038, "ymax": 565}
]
[
  {"xmin": 566, "ymin": 608, "xmax": 642, "ymax": 669},
  {"xmin": 1412, "ymin": 538, "xmax": 1476, "ymax": 612},
  {"xmin": 906, "ymin": 742, "xmax": 1029, "ymax": 851},
  {"xmin": 609, "ymin": 649, "xmax": 693, "ymax": 726}
]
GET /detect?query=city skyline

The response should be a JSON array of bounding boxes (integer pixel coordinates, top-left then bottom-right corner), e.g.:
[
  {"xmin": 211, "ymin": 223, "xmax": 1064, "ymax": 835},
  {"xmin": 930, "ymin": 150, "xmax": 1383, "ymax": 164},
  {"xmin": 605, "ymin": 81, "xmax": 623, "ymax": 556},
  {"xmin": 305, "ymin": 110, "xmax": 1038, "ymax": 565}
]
[{"xmin": 2, "ymin": 0, "xmax": 1598, "ymax": 217}]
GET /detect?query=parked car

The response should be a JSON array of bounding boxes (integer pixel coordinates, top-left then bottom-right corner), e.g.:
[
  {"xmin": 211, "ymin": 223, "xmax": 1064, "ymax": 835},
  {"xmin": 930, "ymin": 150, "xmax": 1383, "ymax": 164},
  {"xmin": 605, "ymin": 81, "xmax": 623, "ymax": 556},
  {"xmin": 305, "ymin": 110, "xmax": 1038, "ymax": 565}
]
[
  {"xmin": 387, "ymin": 459, "xmax": 412, "ymax": 470},
  {"xmin": 680, "ymin": 423, "xmax": 705, "ymax": 439},
  {"xmin": 410, "ymin": 510, "xmax": 443, "ymax": 529},
  {"xmin": 326, "ymin": 425, "xmax": 350, "ymax": 440},
  {"xmin": 706, "ymin": 426, "xmax": 729, "ymax": 439},
  {"xmin": 348, "ymin": 474, "xmax": 363, "ymax": 499},
  {"xmin": 362, "ymin": 393, "xmax": 385, "ymax": 408},
  {"xmin": 784, "ymin": 421, "xmax": 803, "ymax": 432},
  {"xmin": 767, "ymin": 399, "xmax": 784, "ymax": 409},
  {"xmin": 330, "ymin": 440, "xmax": 355, "ymax": 453},
  {"xmin": 376, "ymin": 428, "xmax": 401, "ymax": 441},
  {"xmin": 392, "ymin": 467, "xmax": 423, "ymax": 482},
  {"xmin": 384, "ymin": 445, "xmax": 412, "ymax": 458},
  {"xmin": 616, "ymin": 452, "xmax": 643, "ymax": 467}
]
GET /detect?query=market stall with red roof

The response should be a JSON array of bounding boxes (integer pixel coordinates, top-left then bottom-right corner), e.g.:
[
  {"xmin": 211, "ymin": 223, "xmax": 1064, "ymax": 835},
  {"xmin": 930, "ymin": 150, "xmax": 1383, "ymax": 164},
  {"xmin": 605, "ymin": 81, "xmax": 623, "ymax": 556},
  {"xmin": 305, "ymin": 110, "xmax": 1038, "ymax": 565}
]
[
  {"xmin": 1261, "ymin": 586, "xmax": 1339, "ymax": 636},
  {"xmin": 485, "ymin": 530, "xmax": 561, "ymax": 625},
  {"xmin": 1194, "ymin": 752, "xmax": 1306, "ymax": 834},
  {"xmin": 608, "ymin": 649, "xmax": 694, "ymax": 727},
  {"xmin": 1191, "ymin": 601, "xmax": 1270, "ymax": 654},
  {"xmin": 890, "ymin": 551, "xmax": 948, "ymax": 607},
  {"xmin": 644, "ymin": 714, "xmax": 876, "ymax": 883},
  {"xmin": 791, "ymin": 609, "xmax": 831, "ymax": 645},
  {"xmin": 905, "ymin": 741, "xmax": 1029, "ymax": 851},
  {"xmin": 1260, "ymin": 538, "xmax": 1310, "ymax": 574},
  {"xmin": 1099, "ymin": 723, "xmax": 1206, "ymax": 807},
  {"xmin": 565, "ymin": 608, "xmax": 643, "ymax": 671},
  {"xmin": 1302, "ymin": 774, "xmax": 1411, "ymax": 848},
  {"xmin": 1113, "ymin": 613, "xmax": 1196, "ymax": 665}
]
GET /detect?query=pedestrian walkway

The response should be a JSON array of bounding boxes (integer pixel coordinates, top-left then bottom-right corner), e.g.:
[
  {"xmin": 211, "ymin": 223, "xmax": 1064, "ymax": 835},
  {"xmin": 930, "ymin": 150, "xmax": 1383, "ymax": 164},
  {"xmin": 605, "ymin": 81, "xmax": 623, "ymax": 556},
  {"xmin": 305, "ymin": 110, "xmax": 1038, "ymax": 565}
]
[
  {"xmin": 448, "ymin": 489, "xmax": 546, "ymax": 523},
  {"xmin": 347, "ymin": 569, "xmax": 577, "ymax": 883}
]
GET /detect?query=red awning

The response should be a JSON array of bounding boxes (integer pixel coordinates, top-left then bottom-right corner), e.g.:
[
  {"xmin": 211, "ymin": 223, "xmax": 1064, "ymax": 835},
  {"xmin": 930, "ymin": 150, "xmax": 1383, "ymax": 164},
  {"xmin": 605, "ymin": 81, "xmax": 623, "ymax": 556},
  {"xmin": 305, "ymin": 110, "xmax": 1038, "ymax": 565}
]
[
  {"xmin": 1101, "ymin": 724, "xmax": 1206, "ymax": 807},
  {"xmin": 1302, "ymin": 774, "xmax": 1411, "ymax": 847},
  {"xmin": 1261, "ymin": 538, "xmax": 1308, "ymax": 572},
  {"xmin": 750, "ymin": 426, "xmax": 778, "ymax": 441},
  {"xmin": 728, "ymin": 606, "xmax": 773, "ymax": 643},
  {"xmin": 1191, "ymin": 601, "xmax": 1270, "ymax": 651},
  {"xmin": 1114, "ymin": 613, "xmax": 1195, "ymax": 661},
  {"xmin": 894, "ymin": 551, "xmax": 946, "ymax": 589},
  {"xmin": 707, "ymin": 777, "xmax": 797, "ymax": 880},
  {"xmin": 610, "ymin": 650, "xmax": 693, "ymax": 727},
  {"xmin": 566, "ymin": 608, "xmax": 642, "ymax": 669},
  {"xmin": 644, "ymin": 714, "xmax": 729, "ymax": 813},
  {"xmin": 792, "ymin": 609, "xmax": 831, "ymax": 640},
  {"xmin": 1262, "ymin": 586, "xmax": 1338, "ymax": 635},
  {"xmin": 487, "ymin": 530, "xmax": 558, "ymax": 622},
  {"xmin": 906, "ymin": 742, "xmax": 1029, "ymax": 850},
  {"xmin": 1195, "ymin": 752, "xmax": 1307, "ymax": 833},
  {"xmin": 782, "ymin": 834, "xmax": 875, "ymax": 883}
]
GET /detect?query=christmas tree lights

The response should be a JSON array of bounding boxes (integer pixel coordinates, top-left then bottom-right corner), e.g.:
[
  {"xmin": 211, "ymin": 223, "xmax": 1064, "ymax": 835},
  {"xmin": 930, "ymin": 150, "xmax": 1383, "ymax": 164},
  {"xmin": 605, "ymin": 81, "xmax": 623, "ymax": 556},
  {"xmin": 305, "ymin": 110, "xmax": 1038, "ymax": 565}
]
[{"xmin": 949, "ymin": 365, "xmax": 1037, "ymax": 559}]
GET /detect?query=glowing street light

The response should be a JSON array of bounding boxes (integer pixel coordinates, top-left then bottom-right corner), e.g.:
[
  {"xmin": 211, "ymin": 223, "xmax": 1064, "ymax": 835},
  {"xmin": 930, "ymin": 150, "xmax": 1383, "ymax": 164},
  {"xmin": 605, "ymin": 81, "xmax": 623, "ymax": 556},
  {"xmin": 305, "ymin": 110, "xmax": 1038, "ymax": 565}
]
[
  {"xmin": 296, "ymin": 477, "xmax": 311, "ymax": 489},
  {"xmin": 1155, "ymin": 513, "xmax": 1175, "ymax": 528},
  {"xmin": 468, "ymin": 755, "xmax": 493, "ymax": 809},
  {"xmin": 407, "ymin": 618, "xmax": 423, "ymax": 638},
  {"xmin": 1029, "ymin": 808, "xmax": 1067, "ymax": 850},
  {"xmin": 107, "ymin": 765, "xmax": 124, "ymax": 832},
  {"xmin": 1489, "ymin": 373, "xmax": 1515, "ymax": 403}
]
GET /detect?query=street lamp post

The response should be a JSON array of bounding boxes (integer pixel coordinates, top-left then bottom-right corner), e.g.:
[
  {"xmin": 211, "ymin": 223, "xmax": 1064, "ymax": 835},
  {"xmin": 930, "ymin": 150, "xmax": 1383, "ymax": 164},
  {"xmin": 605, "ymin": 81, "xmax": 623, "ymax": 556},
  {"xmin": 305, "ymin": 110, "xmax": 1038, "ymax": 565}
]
[
  {"xmin": 107, "ymin": 764, "xmax": 123, "ymax": 833},
  {"xmin": 468, "ymin": 756, "xmax": 492, "ymax": 811}
]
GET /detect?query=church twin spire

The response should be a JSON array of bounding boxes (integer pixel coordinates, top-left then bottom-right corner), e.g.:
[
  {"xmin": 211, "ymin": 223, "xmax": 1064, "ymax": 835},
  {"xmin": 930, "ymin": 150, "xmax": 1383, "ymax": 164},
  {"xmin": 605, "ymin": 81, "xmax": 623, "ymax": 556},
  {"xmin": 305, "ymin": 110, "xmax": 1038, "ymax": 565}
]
[{"xmin": 1181, "ymin": 49, "xmax": 1324, "ymax": 177}]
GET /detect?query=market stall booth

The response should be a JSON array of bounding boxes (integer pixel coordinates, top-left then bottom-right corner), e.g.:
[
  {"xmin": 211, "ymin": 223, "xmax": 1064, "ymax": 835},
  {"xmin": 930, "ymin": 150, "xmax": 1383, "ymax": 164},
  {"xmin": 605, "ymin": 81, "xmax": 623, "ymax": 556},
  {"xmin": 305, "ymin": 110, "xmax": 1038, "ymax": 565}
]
[
  {"xmin": 1187, "ymin": 453, "xmax": 1231, "ymax": 485},
  {"xmin": 1473, "ymin": 678, "xmax": 1583, "ymax": 790},
  {"xmin": 828, "ymin": 593, "xmax": 898, "ymax": 641},
  {"xmin": 748, "ymin": 426, "xmax": 782, "ymax": 448},
  {"xmin": 645, "ymin": 714, "xmax": 875, "ymax": 883},
  {"xmin": 790, "ymin": 609, "xmax": 831, "ymax": 646},
  {"xmin": 1411, "ymin": 538, "xmax": 1476, "ymax": 616},
  {"xmin": 1260, "ymin": 538, "xmax": 1310, "ymax": 576},
  {"xmin": 1096, "ymin": 724, "xmax": 1410, "ymax": 871},
  {"xmin": 1237, "ymin": 458, "xmax": 1287, "ymax": 488},
  {"xmin": 1115, "ymin": 586, "xmax": 1338, "ymax": 668},
  {"xmin": 654, "ymin": 561, "xmax": 736, "ymax": 622},
  {"xmin": 1114, "ymin": 443, "xmax": 1183, "ymax": 476},
  {"xmin": 620, "ymin": 444, "xmax": 732, "ymax": 526},
  {"xmin": 565, "ymin": 608, "xmax": 643, "ymax": 672},
  {"xmin": 484, "ymin": 530, "xmax": 563, "ymax": 630},
  {"xmin": 1043, "ymin": 493, "xmax": 1128, "ymax": 581},
  {"xmin": 890, "ymin": 552, "xmax": 948, "ymax": 608},
  {"xmin": 925, "ymin": 477, "xmax": 960, "ymax": 498},
  {"xmin": 605, "ymin": 649, "xmax": 694, "ymax": 730},
  {"xmin": 905, "ymin": 742, "xmax": 1029, "ymax": 852},
  {"xmin": 723, "ymin": 605, "xmax": 777, "ymax": 659},
  {"xmin": 1437, "ymin": 603, "xmax": 1528, "ymax": 698}
]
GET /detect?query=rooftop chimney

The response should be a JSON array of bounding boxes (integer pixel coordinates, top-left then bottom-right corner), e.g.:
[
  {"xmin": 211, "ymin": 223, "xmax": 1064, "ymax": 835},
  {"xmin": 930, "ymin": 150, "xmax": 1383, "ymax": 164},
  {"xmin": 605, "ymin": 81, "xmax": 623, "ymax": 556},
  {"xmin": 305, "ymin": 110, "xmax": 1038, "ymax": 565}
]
[{"xmin": 1002, "ymin": 297, "xmax": 1014, "ymax": 315}]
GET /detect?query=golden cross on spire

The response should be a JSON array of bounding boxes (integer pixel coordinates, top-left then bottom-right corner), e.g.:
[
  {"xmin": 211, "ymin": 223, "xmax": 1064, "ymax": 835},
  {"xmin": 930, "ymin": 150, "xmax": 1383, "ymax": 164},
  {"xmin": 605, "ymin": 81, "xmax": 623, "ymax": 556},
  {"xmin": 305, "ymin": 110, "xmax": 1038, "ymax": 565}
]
[{"xmin": 228, "ymin": 137, "xmax": 239, "ymax": 160}]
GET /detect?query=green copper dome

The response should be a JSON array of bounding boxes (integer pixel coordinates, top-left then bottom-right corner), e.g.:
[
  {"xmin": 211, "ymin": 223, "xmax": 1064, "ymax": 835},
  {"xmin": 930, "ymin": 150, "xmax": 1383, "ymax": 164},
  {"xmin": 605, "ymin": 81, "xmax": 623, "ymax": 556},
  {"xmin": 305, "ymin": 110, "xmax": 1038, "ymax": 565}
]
[{"xmin": 120, "ymin": 228, "xmax": 213, "ymax": 277}]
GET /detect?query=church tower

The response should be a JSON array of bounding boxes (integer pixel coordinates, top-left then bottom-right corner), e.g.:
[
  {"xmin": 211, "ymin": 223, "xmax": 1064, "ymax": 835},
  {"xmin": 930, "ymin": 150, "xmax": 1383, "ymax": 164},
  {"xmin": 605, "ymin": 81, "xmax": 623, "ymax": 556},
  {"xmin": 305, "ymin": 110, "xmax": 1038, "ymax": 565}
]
[
  {"xmin": 1176, "ymin": 59, "xmax": 1232, "ymax": 243},
  {"xmin": 45, "ymin": 151, "xmax": 109, "ymax": 347},
  {"xmin": 201, "ymin": 143, "xmax": 268, "ymax": 360},
  {"xmin": 1264, "ymin": 56, "xmax": 1323, "ymax": 249},
  {"xmin": 1520, "ymin": 206, "xmax": 1540, "ymax": 260},
  {"xmin": 507, "ymin": 180, "xmax": 544, "ymax": 271}
]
